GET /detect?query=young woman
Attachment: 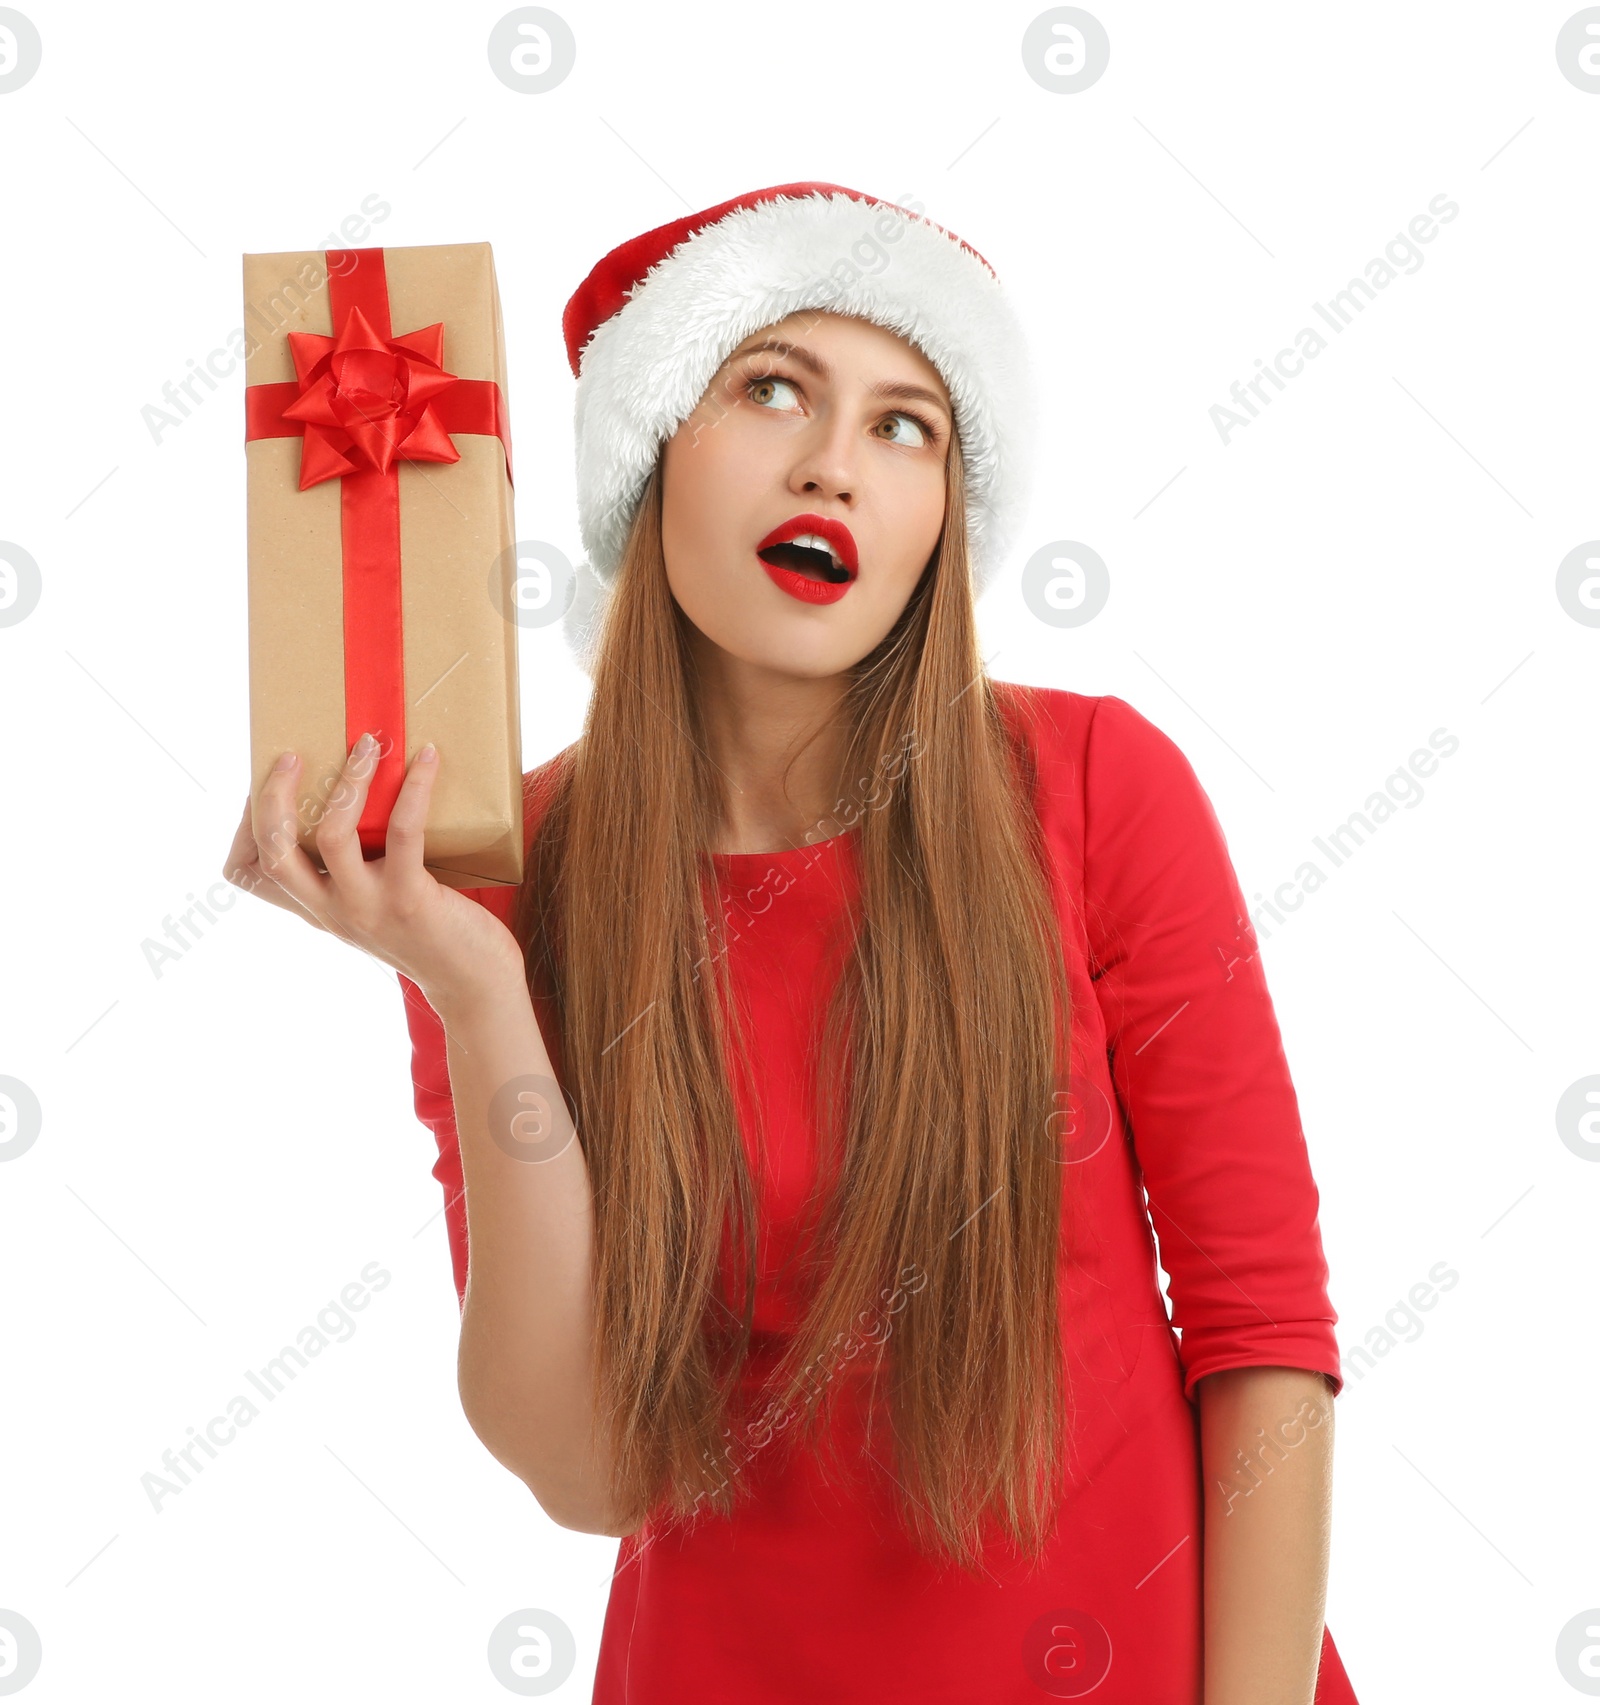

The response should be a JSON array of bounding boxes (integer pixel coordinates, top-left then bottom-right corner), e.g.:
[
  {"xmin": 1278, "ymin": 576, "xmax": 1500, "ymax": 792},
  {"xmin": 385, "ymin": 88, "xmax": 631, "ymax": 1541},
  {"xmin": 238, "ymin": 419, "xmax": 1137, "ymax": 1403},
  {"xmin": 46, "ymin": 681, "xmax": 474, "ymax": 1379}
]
[{"xmin": 227, "ymin": 184, "xmax": 1359, "ymax": 1704}]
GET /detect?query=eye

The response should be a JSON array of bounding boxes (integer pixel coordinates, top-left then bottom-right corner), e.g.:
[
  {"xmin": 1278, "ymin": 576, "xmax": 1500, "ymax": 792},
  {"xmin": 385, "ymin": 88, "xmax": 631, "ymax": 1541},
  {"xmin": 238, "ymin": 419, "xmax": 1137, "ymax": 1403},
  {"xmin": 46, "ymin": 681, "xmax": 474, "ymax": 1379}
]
[
  {"xmin": 746, "ymin": 374, "xmax": 802, "ymax": 412},
  {"xmin": 874, "ymin": 411, "xmax": 931, "ymax": 449}
]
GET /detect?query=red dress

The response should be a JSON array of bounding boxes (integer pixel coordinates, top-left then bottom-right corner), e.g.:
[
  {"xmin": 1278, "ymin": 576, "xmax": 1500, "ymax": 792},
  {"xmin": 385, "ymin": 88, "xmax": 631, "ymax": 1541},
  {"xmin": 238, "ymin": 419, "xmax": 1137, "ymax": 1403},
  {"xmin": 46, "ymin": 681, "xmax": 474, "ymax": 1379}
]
[{"xmin": 398, "ymin": 684, "xmax": 1360, "ymax": 1704}]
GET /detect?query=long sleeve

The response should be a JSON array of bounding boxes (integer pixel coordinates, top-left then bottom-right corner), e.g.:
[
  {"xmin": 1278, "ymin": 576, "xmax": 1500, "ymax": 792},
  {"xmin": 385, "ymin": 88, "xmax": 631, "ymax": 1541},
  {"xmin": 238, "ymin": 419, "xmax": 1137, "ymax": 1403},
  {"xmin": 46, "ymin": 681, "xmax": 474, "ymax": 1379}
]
[
  {"xmin": 399, "ymin": 971, "xmax": 471, "ymax": 1311},
  {"xmin": 394, "ymin": 756, "xmax": 563, "ymax": 1314},
  {"xmin": 1080, "ymin": 694, "xmax": 1342, "ymax": 1402}
]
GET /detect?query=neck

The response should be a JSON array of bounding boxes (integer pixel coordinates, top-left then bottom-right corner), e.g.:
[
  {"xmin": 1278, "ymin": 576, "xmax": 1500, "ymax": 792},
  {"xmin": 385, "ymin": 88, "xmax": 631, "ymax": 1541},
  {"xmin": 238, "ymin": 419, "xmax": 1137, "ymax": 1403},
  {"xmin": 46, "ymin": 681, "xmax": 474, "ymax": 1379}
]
[{"xmin": 691, "ymin": 641, "xmax": 853, "ymax": 855}]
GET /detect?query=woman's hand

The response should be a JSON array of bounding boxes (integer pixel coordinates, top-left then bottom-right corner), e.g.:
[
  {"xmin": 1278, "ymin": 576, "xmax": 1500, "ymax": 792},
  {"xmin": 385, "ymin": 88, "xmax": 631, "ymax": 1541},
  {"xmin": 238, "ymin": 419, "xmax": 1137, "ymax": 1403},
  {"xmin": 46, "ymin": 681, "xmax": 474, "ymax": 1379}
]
[{"xmin": 222, "ymin": 733, "xmax": 526, "ymax": 1014}]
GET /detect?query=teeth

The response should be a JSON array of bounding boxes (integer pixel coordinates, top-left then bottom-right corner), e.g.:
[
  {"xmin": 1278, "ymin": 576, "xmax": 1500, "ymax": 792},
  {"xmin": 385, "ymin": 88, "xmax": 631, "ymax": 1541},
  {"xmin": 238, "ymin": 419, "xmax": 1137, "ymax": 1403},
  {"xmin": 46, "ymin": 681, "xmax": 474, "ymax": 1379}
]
[{"xmin": 789, "ymin": 532, "xmax": 843, "ymax": 568}]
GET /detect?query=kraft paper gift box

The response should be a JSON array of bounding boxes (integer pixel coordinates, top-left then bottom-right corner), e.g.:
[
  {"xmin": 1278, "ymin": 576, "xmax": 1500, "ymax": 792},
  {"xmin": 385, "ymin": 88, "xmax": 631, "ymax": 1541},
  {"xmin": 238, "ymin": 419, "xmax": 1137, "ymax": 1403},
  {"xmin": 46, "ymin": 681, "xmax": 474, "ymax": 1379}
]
[{"xmin": 243, "ymin": 240, "xmax": 522, "ymax": 890}]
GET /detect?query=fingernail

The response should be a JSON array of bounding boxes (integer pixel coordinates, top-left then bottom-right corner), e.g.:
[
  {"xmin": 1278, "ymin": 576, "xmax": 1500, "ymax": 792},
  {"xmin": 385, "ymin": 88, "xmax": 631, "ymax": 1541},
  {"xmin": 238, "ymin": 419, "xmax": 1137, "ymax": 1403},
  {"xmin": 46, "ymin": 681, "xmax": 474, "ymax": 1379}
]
[
  {"xmin": 418, "ymin": 743, "xmax": 436, "ymax": 764},
  {"xmin": 353, "ymin": 732, "xmax": 375, "ymax": 759},
  {"xmin": 274, "ymin": 751, "xmax": 298, "ymax": 772}
]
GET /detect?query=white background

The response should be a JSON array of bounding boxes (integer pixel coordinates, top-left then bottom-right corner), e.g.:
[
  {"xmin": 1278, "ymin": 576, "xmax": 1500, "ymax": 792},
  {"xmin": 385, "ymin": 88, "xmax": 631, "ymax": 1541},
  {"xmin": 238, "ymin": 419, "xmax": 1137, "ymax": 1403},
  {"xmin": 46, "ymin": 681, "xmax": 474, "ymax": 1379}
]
[{"xmin": 2, "ymin": 3, "xmax": 1596, "ymax": 1700}]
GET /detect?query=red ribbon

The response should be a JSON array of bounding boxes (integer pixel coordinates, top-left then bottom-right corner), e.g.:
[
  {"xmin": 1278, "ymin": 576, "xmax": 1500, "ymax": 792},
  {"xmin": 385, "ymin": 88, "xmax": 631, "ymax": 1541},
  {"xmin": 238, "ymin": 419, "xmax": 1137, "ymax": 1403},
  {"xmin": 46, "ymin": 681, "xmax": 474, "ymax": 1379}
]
[{"xmin": 245, "ymin": 247, "xmax": 514, "ymax": 855}]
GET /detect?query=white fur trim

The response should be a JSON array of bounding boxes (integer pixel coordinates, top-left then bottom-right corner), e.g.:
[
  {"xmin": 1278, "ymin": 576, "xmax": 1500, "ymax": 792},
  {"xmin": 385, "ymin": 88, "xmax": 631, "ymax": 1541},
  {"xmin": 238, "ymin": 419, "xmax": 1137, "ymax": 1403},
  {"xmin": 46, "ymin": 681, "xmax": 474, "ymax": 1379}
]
[{"xmin": 568, "ymin": 190, "xmax": 1035, "ymax": 645}]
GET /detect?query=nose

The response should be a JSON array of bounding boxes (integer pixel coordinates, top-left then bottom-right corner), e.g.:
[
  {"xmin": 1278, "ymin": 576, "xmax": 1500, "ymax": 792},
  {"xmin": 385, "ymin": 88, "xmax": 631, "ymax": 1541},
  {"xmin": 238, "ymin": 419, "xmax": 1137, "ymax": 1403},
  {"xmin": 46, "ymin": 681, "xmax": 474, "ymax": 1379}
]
[{"xmin": 786, "ymin": 410, "xmax": 859, "ymax": 509}]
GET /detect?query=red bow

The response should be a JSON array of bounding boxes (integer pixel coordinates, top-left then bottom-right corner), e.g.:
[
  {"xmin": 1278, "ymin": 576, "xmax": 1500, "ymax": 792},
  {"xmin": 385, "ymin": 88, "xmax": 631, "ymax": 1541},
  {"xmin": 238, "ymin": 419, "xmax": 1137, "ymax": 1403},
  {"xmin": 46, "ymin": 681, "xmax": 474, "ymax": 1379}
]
[{"xmin": 280, "ymin": 305, "xmax": 467, "ymax": 490}]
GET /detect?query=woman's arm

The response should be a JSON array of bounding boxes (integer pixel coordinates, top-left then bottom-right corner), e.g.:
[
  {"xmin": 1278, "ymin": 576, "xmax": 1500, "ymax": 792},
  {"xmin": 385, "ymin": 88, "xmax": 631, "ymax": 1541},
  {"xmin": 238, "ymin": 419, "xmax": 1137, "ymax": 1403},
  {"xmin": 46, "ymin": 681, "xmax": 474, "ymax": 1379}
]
[
  {"xmin": 229, "ymin": 741, "xmax": 630, "ymax": 1537},
  {"xmin": 1071, "ymin": 697, "xmax": 1347, "ymax": 1691},
  {"xmin": 430, "ymin": 968, "xmax": 637, "ymax": 1538},
  {"xmin": 1198, "ymin": 1364, "xmax": 1335, "ymax": 1705}
]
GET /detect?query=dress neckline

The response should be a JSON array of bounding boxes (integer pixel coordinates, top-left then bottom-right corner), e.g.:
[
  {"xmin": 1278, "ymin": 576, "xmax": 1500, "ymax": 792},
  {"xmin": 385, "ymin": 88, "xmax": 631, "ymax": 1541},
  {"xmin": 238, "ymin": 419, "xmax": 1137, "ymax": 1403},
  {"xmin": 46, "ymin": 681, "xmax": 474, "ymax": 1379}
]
[{"xmin": 705, "ymin": 821, "xmax": 859, "ymax": 871}]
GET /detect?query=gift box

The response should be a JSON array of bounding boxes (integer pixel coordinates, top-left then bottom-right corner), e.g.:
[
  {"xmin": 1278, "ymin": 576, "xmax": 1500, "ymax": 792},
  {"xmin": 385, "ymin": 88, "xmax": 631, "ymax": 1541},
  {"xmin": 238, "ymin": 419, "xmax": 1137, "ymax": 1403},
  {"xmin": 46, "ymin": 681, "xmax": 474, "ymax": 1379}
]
[{"xmin": 243, "ymin": 241, "xmax": 522, "ymax": 890}]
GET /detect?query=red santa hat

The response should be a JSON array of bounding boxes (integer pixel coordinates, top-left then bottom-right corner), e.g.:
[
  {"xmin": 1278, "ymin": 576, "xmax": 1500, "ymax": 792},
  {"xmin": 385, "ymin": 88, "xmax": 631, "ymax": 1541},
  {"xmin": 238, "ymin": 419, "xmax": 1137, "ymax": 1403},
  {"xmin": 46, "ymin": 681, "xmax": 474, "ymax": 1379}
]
[{"xmin": 560, "ymin": 181, "xmax": 1035, "ymax": 664}]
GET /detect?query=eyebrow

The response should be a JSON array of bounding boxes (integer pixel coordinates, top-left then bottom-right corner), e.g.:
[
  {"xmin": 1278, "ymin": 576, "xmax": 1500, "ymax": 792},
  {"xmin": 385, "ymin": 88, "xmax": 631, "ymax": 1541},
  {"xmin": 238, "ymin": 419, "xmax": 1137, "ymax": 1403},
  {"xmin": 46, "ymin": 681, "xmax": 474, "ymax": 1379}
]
[{"xmin": 718, "ymin": 334, "xmax": 953, "ymax": 426}]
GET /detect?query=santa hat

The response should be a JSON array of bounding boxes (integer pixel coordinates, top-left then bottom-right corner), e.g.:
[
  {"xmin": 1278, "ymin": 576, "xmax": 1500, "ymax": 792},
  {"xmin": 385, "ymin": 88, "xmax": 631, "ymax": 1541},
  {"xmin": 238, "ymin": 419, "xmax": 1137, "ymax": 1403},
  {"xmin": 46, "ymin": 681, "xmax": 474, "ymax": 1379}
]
[{"xmin": 560, "ymin": 181, "xmax": 1035, "ymax": 666}]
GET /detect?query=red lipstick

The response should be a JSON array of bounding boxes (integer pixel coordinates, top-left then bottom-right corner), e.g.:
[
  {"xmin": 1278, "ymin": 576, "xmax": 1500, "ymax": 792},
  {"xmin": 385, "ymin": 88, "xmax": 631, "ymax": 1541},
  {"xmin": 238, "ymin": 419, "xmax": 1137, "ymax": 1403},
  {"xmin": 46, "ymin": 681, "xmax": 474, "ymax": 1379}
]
[{"xmin": 755, "ymin": 513, "xmax": 859, "ymax": 605}]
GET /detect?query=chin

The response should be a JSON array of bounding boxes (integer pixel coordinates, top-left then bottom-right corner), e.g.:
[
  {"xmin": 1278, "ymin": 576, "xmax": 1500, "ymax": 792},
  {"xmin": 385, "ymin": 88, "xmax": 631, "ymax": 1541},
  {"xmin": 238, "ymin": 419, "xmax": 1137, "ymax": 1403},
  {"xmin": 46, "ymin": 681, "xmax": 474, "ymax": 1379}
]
[{"xmin": 691, "ymin": 609, "xmax": 866, "ymax": 678}]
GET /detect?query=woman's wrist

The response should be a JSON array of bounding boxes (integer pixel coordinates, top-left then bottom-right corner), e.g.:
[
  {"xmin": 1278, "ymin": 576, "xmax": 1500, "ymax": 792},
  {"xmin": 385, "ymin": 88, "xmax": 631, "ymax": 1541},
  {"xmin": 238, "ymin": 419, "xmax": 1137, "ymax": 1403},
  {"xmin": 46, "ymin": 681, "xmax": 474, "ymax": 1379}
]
[{"xmin": 420, "ymin": 955, "xmax": 530, "ymax": 1029}]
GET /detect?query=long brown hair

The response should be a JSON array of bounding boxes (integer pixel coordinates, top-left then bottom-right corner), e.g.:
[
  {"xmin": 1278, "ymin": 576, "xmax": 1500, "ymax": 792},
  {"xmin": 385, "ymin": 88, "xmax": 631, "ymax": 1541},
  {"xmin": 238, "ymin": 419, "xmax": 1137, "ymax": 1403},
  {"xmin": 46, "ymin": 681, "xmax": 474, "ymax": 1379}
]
[{"xmin": 511, "ymin": 426, "xmax": 1077, "ymax": 1575}]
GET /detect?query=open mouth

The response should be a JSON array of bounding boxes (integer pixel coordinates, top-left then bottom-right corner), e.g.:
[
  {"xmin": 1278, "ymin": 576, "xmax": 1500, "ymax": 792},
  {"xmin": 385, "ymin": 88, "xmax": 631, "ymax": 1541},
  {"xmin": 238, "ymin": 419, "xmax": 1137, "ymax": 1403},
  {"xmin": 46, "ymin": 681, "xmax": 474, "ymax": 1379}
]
[{"xmin": 756, "ymin": 541, "xmax": 852, "ymax": 584}]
